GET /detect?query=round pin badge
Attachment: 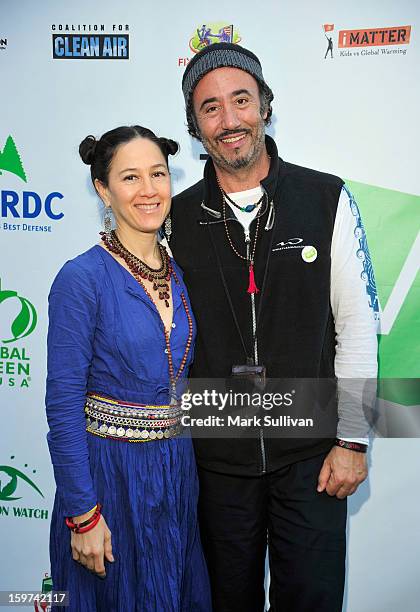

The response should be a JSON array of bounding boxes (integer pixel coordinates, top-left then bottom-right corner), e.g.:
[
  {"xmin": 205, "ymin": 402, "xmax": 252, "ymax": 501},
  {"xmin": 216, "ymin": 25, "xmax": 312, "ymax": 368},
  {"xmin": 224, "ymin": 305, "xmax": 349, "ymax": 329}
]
[{"xmin": 301, "ymin": 245, "xmax": 317, "ymax": 263}]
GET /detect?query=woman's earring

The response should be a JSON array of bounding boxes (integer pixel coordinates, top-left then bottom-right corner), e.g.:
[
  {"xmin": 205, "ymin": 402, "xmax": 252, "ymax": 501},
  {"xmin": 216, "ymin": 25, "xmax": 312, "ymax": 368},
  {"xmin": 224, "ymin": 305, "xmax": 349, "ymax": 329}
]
[
  {"xmin": 164, "ymin": 215, "xmax": 172, "ymax": 239},
  {"xmin": 104, "ymin": 206, "xmax": 112, "ymax": 235}
]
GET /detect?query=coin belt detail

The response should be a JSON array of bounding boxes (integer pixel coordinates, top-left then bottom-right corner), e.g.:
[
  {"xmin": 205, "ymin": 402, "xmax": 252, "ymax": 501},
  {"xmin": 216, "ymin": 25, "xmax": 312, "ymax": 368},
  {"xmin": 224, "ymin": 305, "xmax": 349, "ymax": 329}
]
[{"xmin": 85, "ymin": 393, "xmax": 183, "ymax": 442}]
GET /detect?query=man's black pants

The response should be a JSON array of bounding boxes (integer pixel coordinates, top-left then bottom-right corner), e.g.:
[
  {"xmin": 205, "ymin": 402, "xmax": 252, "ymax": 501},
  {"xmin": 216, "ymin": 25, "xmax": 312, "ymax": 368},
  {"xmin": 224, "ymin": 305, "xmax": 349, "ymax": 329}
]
[{"xmin": 198, "ymin": 453, "xmax": 347, "ymax": 612}]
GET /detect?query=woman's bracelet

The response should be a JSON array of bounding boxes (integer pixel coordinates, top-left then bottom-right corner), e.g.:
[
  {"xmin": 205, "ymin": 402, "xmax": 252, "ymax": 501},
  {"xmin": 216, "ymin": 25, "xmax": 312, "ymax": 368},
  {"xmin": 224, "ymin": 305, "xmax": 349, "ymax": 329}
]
[
  {"xmin": 65, "ymin": 503, "xmax": 102, "ymax": 533},
  {"xmin": 335, "ymin": 438, "xmax": 367, "ymax": 453}
]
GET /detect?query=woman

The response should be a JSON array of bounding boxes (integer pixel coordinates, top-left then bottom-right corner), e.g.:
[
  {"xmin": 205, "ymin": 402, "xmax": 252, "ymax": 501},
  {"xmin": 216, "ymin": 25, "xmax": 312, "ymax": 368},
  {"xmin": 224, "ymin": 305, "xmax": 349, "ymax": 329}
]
[{"xmin": 46, "ymin": 125, "xmax": 211, "ymax": 611}]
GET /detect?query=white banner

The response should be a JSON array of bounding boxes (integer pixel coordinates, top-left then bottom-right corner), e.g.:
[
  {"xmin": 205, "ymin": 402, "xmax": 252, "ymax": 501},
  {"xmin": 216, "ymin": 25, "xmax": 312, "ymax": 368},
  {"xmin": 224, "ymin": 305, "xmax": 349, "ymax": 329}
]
[{"xmin": 1, "ymin": 1, "xmax": 419, "ymax": 610}]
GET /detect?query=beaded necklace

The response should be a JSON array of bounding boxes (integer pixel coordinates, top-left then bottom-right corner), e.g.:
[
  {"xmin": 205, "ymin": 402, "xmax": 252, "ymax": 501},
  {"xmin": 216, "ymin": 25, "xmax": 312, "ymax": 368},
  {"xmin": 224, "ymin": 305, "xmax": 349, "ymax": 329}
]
[
  {"xmin": 215, "ymin": 178, "xmax": 263, "ymax": 294},
  {"xmin": 222, "ymin": 188, "xmax": 265, "ymax": 213},
  {"xmin": 101, "ymin": 230, "xmax": 193, "ymax": 402},
  {"xmin": 102, "ymin": 229, "xmax": 171, "ymax": 306}
]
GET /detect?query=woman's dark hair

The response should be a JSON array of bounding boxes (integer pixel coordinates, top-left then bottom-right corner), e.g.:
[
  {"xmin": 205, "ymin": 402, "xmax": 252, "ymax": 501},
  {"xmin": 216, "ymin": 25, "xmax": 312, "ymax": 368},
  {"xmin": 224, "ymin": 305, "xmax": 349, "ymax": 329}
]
[{"xmin": 79, "ymin": 125, "xmax": 179, "ymax": 187}]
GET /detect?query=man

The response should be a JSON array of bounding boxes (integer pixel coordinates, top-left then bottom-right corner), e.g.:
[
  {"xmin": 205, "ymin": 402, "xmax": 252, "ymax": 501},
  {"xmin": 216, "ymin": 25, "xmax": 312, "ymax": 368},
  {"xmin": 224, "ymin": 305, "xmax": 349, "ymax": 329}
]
[
  {"xmin": 325, "ymin": 35, "xmax": 334, "ymax": 59},
  {"xmin": 170, "ymin": 43, "xmax": 378, "ymax": 612}
]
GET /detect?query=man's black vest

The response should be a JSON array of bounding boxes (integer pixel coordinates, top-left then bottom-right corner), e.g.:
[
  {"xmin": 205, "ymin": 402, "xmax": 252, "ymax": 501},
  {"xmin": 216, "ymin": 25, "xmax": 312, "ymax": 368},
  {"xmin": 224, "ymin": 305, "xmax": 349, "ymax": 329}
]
[{"xmin": 171, "ymin": 136, "xmax": 344, "ymax": 475}]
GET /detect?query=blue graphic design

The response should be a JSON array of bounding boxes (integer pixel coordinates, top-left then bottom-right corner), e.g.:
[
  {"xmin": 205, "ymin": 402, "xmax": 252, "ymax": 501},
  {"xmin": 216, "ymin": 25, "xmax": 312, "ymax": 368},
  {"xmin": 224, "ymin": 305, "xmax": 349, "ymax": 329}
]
[{"xmin": 343, "ymin": 185, "xmax": 379, "ymax": 317}]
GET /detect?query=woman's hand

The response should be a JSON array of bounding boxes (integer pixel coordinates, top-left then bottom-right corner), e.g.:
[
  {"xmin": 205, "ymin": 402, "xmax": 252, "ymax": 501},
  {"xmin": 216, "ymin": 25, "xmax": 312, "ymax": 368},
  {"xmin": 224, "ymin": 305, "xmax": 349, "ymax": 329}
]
[{"xmin": 70, "ymin": 511, "xmax": 114, "ymax": 578}]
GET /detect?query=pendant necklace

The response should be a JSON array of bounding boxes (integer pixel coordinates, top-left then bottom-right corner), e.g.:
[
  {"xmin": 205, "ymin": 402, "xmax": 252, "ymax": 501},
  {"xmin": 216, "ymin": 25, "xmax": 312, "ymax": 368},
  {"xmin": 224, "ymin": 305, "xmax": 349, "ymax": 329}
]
[
  {"xmin": 101, "ymin": 229, "xmax": 171, "ymax": 306},
  {"xmin": 222, "ymin": 189, "xmax": 265, "ymax": 213},
  {"xmin": 100, "ymin": 229, "xmax": 194, "ymax": 404},
  {"xmin": 215, "ymin": 177, "xmax": 263, "ymax": 294}
]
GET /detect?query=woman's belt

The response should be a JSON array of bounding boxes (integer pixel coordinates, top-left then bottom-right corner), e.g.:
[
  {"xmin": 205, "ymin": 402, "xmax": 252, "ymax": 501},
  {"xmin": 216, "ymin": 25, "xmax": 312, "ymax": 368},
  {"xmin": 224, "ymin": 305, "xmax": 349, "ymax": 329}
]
[{"xmin": 85, "ymin": 393, "xmax": 183, "ymax": 442}]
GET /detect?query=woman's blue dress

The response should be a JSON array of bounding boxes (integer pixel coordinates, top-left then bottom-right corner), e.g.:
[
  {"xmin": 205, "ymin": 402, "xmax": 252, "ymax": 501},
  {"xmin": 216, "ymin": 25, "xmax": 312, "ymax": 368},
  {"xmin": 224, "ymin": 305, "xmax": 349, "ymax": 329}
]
[{"xmin": 46, "ymin": 245, "xmax": 211, "ymax": 611}]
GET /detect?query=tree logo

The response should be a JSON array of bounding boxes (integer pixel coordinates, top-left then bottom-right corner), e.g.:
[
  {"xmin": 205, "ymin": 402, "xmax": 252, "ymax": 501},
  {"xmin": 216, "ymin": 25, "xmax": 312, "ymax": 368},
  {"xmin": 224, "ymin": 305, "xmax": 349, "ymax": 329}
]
[
  {"xmin": 0, "ymin": 135, "xmax": 27, "ymax": 182},
  {"xmin": 0, "ymin": 278, "xmax": 37, "ymax": 344},
  {"xmin": 0, "ymin": 457, "xmax": 44, "ymax": 501}
]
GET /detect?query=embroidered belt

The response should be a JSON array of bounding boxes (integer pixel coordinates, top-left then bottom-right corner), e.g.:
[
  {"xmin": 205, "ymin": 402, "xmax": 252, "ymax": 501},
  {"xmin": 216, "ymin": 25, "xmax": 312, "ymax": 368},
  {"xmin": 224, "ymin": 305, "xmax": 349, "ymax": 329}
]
[{"xmin": 85, "ymin": 393, "xmax": 183, "ymax": 442}]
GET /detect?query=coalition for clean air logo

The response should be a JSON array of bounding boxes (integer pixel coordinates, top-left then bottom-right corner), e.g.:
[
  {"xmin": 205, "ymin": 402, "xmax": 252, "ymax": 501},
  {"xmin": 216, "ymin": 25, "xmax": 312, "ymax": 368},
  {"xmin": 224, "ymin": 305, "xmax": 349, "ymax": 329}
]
[
  {"xmin": 0, "ymin": 456, "xmax": 48, "ymax": 521},
  {"xmin": 0, "ymin": 135, "xmax": 65, "ymax": 232},
  {"xmin": 51, "ymin": 23, "xmax": 129, "ymax": 59},
  {"xmin": 322, "ymin": 23, "xmax": 412, "ymax": 59},
  {"xmin": 0, "ymin": 278, "xmax": 37, "ymax": 389},
  {"xmin": 178, "ymin": 23, "xmax": 241, "ymax": 67}
]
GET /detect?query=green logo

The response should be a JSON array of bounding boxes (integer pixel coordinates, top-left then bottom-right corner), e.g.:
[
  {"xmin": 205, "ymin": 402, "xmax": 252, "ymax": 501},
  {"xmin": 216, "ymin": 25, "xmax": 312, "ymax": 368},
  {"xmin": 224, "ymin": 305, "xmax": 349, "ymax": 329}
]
[
  {"xmin": 346, "ymin": 179, "xmax": 420, "ymax": 405},
  {"xmin": 302, "ymin": 245, "xmax": 318, "ymax": 263},
  {"xmin": 190, "ymin": 23, "xmax": 241, "ymax": 54},
  {"xmin": 34, "ymin": 574, "xmax": 53, "ymax": 611},
  {"xmin": 0, "ymin": 135, "xmax": 27, "ymax": 182},
  {"xmin": 0, "ymin": 279, "xmax": 37, "ymax": 344},
  {"xmin": 0, "ymin": 458, "xmax": 44, "ymax": 501},
  {"xmin": 41, "ymin": 574, "xmax": 53, "ymax": 593}
]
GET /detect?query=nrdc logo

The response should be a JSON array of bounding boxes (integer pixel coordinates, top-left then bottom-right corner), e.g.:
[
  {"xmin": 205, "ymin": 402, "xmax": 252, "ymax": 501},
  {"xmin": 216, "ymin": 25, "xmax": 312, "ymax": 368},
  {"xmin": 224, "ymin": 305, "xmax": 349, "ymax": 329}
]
[
  {"xmin": 0, "ymin": 135, "xmax": 64, "ymax": 223},
  {"xmin": 0, "ymin": 37, "xmax": 7, "ymax": 51},
  {"xmin": 178, "ymin": 23, "xmax": 242, "ymax": 67}
]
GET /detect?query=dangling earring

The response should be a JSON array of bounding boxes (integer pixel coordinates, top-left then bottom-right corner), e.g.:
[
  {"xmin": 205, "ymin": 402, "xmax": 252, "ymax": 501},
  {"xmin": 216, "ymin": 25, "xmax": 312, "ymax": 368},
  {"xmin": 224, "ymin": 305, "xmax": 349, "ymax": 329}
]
[
  {"xmin": 104, "ymin": 206, "xmax": 112, "ymax": 235},
  {"xmin": 164, "ymin": 215, "xmax": 172, "ymax": 239}
]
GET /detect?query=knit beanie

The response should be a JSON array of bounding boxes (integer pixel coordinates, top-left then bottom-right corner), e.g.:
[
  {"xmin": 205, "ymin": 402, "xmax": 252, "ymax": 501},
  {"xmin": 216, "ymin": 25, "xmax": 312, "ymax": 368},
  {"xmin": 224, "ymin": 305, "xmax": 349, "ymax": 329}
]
[{"xmin": 182, "ymin": 42, "xmax": 271, "ymax": 109}]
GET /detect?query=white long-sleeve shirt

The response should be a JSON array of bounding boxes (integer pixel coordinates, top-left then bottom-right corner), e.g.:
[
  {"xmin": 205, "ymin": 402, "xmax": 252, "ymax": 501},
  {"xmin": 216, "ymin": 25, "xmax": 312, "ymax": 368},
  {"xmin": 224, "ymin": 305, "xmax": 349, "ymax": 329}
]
[{"xmin": 226, "ymin": 184, "xmax": 379, "ymax": 444}]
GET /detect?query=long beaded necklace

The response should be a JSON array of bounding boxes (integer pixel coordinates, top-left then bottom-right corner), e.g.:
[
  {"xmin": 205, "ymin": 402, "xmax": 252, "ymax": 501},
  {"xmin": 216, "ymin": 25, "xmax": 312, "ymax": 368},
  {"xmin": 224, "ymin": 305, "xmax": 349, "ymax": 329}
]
[
  {"xmin": 215, "ymin": 178, "xmax": 263, "ymax": 294},
  {"xmin": 100, "ymin": 229, "xmax": 193, "ymax": 402}
]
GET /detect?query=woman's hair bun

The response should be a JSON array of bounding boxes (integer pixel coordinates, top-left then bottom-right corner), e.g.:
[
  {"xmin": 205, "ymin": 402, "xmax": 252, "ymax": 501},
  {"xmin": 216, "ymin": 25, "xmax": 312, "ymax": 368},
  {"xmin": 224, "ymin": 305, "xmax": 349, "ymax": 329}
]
[
  {"xmin": 79, "ymin": 135, "xmax": 98, "ymax": 165},
  {"xmin": 159, "ymin": 137, "xmax": 179, "ymax": 157}
]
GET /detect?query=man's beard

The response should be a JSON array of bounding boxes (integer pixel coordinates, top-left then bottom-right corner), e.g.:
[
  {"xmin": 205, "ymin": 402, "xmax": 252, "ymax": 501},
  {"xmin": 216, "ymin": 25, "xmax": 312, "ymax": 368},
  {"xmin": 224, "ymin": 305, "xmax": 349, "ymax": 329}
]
[{"xmin": 200, "ymin": 119, "xmax": 266, "ymax": 172}]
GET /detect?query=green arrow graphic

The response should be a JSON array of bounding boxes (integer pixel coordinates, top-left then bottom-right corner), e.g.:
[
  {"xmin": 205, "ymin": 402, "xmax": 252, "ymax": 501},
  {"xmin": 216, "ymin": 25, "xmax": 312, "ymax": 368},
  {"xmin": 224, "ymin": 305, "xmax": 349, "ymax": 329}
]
[{"xmin": 346, "ymin": 180, "xmax": 420, "ymax": 406}]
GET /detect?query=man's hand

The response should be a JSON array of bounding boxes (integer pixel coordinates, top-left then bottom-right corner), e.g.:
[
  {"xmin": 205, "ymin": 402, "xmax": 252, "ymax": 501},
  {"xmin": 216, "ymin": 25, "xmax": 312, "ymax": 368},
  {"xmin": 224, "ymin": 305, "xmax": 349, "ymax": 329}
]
[{"xmin": 317, "ymin": 446, "xmax": 368, "ymax": 499}]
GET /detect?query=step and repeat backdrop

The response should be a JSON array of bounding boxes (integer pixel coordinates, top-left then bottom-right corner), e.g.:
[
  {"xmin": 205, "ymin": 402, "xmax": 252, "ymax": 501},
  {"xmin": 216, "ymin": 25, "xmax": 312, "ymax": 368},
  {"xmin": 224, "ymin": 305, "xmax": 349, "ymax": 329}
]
[{"xmin": 1, "ymin": 1, "xmax": 419, "ymax": 611}]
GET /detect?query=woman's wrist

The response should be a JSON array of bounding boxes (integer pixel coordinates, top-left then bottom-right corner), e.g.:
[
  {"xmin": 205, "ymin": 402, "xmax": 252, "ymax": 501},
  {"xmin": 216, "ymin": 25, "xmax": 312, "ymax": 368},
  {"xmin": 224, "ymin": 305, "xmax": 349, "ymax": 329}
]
[
  {"xmin": 66, "ymin": 503, "xmax": 102, "ymax": 534},
  {"xmin": 71, "ymin": 503, "xmax": 98, "ymax": 524}
]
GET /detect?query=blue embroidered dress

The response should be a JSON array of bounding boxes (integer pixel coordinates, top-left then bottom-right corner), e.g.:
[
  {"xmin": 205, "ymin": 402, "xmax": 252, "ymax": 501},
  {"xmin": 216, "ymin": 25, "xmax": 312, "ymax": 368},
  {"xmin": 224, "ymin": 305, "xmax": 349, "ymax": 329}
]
[{"xmin": 46, "ymin": 245, "xmax": 211, "ymax": 611}]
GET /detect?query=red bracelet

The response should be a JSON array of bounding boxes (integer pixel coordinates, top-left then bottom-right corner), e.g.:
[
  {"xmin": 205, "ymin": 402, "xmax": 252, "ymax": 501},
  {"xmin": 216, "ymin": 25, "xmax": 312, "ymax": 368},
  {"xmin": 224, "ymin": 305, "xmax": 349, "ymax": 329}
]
[
  {"xmin": 65, "ymin": 503, "xmax": 102, "ymax": 533},
  {"xmin": 335, "ymin": 439, "xmax": 367, "ymax": 453},
  {"xmin": 73, "ymin": 511, "xmax": 102, "ymax": 534}
]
